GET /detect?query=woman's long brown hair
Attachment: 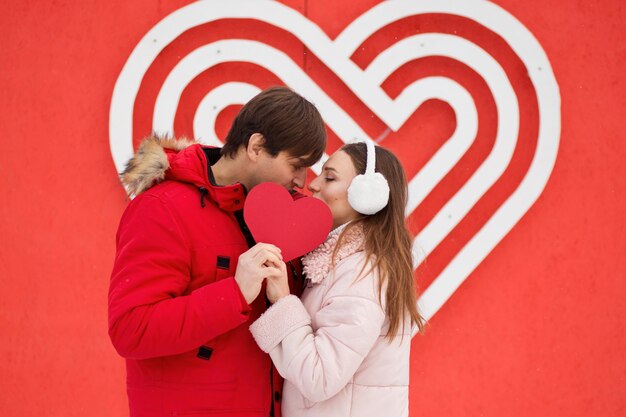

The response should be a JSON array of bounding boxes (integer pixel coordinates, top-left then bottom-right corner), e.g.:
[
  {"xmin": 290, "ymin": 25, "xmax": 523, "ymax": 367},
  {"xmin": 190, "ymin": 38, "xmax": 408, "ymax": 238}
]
[{"xmin": 335, "ymin": 142, "xmax": 425, "ymax": 339}]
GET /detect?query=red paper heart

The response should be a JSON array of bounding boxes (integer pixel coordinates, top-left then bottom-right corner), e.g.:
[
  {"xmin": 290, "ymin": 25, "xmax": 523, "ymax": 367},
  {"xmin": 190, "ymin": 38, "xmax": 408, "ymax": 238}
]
[{"xmin": 244, "ymin": 182, "xmax": 333, "ymax": 261}]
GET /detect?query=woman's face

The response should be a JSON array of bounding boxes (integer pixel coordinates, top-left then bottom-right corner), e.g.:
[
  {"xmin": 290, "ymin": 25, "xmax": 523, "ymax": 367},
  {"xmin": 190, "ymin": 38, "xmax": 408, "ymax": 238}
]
[{"xmin": 308, "ymin": 150, "xmax": 360, "ymax": 229}]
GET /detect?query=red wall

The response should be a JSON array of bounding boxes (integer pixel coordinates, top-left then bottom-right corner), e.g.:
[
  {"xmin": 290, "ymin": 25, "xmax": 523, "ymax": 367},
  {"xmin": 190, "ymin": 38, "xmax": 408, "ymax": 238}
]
[{"xmin": 1, "ymin": 1, "xmax": 624, "ymax": 416}]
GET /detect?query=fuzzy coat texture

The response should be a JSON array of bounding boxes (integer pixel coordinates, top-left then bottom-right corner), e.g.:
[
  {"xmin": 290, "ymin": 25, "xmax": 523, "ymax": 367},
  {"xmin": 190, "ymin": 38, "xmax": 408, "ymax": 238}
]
[
  {"xmin": 250, "ymin": 225, "xmax": 412, "ymax": 417},
  {"xmin": 109, "ymin": 135, "xmax": 298, "ymax": 417}
]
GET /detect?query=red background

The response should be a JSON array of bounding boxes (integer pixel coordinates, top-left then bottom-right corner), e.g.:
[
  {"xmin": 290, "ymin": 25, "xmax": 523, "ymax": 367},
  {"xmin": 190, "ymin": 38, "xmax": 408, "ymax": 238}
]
[{"xmin": 1, "ymin": 1, "xmax": 624, "ymax": 416}]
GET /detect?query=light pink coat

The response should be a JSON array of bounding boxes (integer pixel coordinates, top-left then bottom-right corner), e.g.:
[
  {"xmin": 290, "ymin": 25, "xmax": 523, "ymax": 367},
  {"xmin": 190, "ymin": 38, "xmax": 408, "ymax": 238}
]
[{"xmin": 250, "ymin": 226, "xmax": 412, "ymax": 417}]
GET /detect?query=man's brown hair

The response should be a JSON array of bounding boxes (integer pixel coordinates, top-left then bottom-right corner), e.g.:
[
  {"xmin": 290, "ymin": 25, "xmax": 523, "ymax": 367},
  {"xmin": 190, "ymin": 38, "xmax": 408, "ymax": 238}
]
[{"xmin": 221, "ymin": 86, "xmax": 327, "ymax": 166}]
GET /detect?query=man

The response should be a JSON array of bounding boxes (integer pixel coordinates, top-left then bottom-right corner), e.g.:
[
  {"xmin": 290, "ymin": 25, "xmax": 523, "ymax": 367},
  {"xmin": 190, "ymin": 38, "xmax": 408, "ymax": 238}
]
[{"xmin": 108, "ymin": 86, "xmax": 327, "ymax": 417}]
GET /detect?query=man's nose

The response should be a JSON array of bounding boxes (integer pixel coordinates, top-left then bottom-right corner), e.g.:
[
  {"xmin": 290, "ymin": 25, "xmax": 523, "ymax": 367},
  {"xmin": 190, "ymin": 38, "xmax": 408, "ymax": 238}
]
[{"xmin": 293, "ymin": 168, "xmax": 307, "ymax": 189}]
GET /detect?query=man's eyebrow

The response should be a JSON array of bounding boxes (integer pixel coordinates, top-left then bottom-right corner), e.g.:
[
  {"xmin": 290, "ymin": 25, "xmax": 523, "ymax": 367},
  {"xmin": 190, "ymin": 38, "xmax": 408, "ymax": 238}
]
[{"xmin": 291, "ymin": 157, "xmax": 309, "ymax": 166}]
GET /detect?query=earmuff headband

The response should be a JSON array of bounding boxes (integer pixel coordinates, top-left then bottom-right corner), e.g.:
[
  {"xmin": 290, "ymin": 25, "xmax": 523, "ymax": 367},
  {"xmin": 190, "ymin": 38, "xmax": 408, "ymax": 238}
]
[
  {"xmin": 346, "ymin": 140, "xmax": 390, "ymax": 215},
  {"xmin": 365, "ymin": 139, "xmax": 376, "ymax": 175}
]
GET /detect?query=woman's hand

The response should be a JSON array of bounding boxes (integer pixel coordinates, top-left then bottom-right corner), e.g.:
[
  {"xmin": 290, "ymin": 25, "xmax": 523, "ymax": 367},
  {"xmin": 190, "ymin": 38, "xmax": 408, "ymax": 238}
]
[{"xmin": 265, "ymin": 260, "xmax": 290, "ymax": 304}]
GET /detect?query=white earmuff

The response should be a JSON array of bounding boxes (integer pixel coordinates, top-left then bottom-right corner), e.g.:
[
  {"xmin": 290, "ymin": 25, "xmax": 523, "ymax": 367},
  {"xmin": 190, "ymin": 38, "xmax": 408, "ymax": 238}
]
[{"xmin": 347, "ymin": 140, "xmax": 390, "ymax": 215}]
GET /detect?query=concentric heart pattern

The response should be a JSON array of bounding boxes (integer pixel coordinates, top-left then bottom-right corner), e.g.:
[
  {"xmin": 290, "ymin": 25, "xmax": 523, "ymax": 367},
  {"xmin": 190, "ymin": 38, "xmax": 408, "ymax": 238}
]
[{"xmin": 109, "ymin": 0, "xmax": 560, "ymax": 332}]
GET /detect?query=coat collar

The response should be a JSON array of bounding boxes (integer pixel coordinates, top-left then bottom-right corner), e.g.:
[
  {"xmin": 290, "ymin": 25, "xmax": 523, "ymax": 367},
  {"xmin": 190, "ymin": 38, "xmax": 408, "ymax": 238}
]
[
  {"xmin": 200, "ymin": 147, "xmax": 246, "ymax": 212},
  {"xmin": 120, "ymin": 134, "xmax": 246, "ymax": 212},
  {"xmin": 302, "ymin": 223, "xmax": 365, "ymax": 284}
]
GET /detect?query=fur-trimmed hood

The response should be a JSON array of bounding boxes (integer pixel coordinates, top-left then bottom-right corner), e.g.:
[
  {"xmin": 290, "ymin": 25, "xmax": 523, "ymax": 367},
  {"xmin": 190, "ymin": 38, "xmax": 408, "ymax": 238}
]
[{"xmin": 120, "ymin": 134, "xmax": 202, "ymax": 197}]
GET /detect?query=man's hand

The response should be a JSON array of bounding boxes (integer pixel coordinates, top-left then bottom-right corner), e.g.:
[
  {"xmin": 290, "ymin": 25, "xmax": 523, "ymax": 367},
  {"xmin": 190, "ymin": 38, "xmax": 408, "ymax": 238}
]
[
  {"xmin": 265, "ymin": 261, "xmax": 289, "ymax": 304},
  {"xmin": 234, "ymin": 243, "xmax": 283, "ymax": 304}
]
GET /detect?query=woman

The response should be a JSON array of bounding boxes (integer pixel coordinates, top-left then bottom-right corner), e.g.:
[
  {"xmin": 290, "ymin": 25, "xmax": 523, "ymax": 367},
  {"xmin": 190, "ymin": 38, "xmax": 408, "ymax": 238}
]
[{"xmin": 250, "ymin": 141, "xmax": 425, "ymax": 417}]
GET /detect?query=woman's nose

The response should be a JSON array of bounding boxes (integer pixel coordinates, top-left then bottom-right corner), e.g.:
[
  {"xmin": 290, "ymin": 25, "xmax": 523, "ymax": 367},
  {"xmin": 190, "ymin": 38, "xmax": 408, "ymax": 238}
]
[{"xmin": 308, "ymin": 176, "xmax": 320, "ymax": 193}]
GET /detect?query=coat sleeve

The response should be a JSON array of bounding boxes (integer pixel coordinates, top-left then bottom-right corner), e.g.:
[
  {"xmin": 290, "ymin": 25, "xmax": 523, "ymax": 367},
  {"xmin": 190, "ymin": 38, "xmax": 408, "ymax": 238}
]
[
  {"xmin": 108, "ymin": 194, "xmax": 250, "ymax": 360},
  {"xmin": 249, "ymin": 264, "xmax": 385, "ymax": 403}
]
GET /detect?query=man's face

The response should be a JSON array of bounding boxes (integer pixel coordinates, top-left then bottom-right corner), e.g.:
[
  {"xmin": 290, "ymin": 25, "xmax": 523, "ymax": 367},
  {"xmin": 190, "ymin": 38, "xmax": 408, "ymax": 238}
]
[{"xmin": 250, "ymin": 149, "xmax": 310, "ymax": 191}]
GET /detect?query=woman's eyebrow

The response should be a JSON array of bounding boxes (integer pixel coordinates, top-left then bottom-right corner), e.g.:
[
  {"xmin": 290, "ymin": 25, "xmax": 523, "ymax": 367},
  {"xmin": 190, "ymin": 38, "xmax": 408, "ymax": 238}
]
[{"xmin": 323, "ymin": 166, "xmax": 337, "ymax": 173}]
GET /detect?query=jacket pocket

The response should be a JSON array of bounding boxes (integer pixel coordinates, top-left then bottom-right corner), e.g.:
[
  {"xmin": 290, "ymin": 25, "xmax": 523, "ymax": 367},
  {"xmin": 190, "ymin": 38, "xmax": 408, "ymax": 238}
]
[
  {"xmin": 214, "ymin": 255, "xmax": 231, "ymax": 281},
  {"xmin": 190, "ymin": 245, "xmax": 241, "ymax": 290}
]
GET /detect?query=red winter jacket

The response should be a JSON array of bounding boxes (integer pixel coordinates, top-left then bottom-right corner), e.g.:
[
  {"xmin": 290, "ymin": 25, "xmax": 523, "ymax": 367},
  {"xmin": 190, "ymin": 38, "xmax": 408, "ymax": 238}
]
[{"xmin": 109, "ymin": 137, "xmax": 301, "ymax": 417}]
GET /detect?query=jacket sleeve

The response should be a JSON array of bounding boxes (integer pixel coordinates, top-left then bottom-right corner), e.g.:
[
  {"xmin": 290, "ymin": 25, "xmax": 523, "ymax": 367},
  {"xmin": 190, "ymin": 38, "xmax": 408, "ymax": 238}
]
[
  {"xmin": 108, "ymin": 194, "xmax": 250, "ymax": 360},
  {"xmin": 249, "ymin": 265, "xmax": 385, "ymax": 402}
]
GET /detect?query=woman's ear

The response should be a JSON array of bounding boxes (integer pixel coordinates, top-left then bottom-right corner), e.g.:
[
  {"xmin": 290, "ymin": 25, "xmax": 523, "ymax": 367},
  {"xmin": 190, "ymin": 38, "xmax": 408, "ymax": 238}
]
[{"xmin": 246, "ymin": 133, "xmax": 265, "ymax": 161}]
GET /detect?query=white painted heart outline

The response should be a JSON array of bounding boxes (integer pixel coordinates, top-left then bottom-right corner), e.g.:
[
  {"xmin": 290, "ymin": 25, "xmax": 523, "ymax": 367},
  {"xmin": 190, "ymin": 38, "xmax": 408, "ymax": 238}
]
[{"xmin": 109, "ymin": 0, "xmax": 561, "ymax": 330}]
